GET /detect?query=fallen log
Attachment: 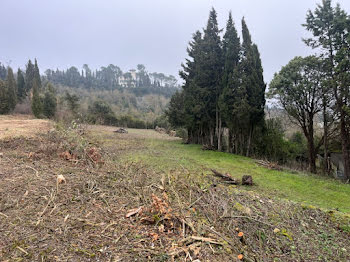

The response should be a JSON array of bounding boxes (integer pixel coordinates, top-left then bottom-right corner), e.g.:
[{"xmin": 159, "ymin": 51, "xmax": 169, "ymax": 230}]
[
  {"xmin": 210, "ymin": 169, "xmax": 239, "ymax": 184},
  {"xmin": 256, "ymin": 160, "xmax": 282, "ymax": 171},
  {"xmin": 114, "ymin": 128, "xmax": 128, "ymax": 134}
]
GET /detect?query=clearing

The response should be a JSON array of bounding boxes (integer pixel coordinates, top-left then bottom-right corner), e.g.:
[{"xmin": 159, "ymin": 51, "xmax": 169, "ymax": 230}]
[{"xmin": 0, "ymin": 116, "xmax": 349, "ymax": 261}]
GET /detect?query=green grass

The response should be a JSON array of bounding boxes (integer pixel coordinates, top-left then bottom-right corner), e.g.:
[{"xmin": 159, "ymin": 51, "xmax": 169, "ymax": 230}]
[{"xmin": 124, "ymin": 135, "xmax": 350, "ymax": 214}]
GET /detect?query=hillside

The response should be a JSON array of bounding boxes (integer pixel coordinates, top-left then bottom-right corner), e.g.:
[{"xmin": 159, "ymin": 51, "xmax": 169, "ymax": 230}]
[{"xmin": 0, "ymin": 116, "xmax": 349, "ymax": 261}]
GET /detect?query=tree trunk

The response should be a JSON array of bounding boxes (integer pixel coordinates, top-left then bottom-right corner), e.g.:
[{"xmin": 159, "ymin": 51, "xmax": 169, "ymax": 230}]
[
  {"xmin": 340, "ymin": 111, "xmax": 350, "ymax": 180},
  {"xmin": 307, "ymin": 138, "xmax": 317, "ymax": 174},
  {"xmin": 246, "ymin": 126, "xmax": 253, "ymax": 157},
  {"xmin": 210, "ymin": 128, "xmax": 214, "ymax": 148},
  {"xmin": 307, "ymin": 121, "xmax": 317, "ymax": 174},
  {"xmin": 322, "ymin": 99, "xmax": 329, "ymax": 175},
  {"xmin": 228, "ymin": 129, "xmax": 234, "ymax": 153},
  {"xmin": 218, "ymin": 116, "xmax": 222, "ymax": 151}
]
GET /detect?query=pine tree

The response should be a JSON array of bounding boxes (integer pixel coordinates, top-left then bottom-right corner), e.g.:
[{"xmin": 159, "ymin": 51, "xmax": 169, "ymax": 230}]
[
  {"xmin": 6, "ymin": 67, "xmax": 17, "ymax": 111},
  {"xmin": 303, "ymin": 0, "xmax": 350, "ymax": 179},
  {"xmin": 17, "ymin": 69, "xmax": 26, "ymax": 101}
]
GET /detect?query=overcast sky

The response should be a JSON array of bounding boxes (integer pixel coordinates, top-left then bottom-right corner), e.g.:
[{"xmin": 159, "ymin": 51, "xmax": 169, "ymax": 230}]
[{"xmin": 1, "ymin": 0, "xmax": 350, "ymax": 84}]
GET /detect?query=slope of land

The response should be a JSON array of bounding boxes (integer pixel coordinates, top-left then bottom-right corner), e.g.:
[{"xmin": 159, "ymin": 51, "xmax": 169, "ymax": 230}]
[{"xmin": 0, "ymin": 116, "xmax": 349, "ymax": 261}]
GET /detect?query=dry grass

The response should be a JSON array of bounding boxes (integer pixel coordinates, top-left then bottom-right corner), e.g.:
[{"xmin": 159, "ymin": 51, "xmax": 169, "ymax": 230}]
[
  {"xmin": 0, "ymin": 116, "xmax": 349, "ymax": 261},
  {"xmin": 0, "ymin": 115, "xmax": 52, "ymax": 139}
]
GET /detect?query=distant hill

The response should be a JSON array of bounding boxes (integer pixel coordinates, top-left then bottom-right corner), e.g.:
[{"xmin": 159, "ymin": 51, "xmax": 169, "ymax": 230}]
[{"xmin": 44, "ymin": 63, "xmax": 180, "ymax": 98}]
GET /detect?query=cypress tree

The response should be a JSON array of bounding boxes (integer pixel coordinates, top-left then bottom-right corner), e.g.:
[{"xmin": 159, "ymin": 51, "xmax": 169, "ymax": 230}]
[
  {"xmin": 179, "ymin": 30, "xmax": 204, "ymax": 143},
  {"xmin": 6, "ymin": 67, "xmax": 17, "ymax": 111},
  {"xmin": 34, "ymin": 59, "xmax": 42, "ymax": 90},
  {"xmin": 240, "ymin": 18, "xmax": 266, "ymax": 156},
  {"xmin": 17, "ymin": 69, "xmax": 26, "ymax": 101},
  {"xmin": 200, "ymin": 8, "xmax": 223, "ymax": 147},
  {"xmin": 25, "ymin": 60, "xmax": 35, "ymax": 95},
  {"xmin": 219, "ymin": 12, "xmax": 241, "ymax": 152},
  {"xmin": 31, "ymin": 79, "xmax": 42, "ymax": 118},
  {"xmin": 0, "ymin": 79, "xmax": 9, "ymax": 114},
  {"xmin": 0, "ymin": 63, "xmax": 6, "ymax": 80}
]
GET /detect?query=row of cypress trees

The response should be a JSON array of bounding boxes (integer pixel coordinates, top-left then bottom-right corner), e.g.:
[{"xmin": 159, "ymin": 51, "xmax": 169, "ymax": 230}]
[
  {"xmin": 0, "ymin": 59, "xmax": 57, "ymax": 118},
  {"xmin": 0, "ymin": 66, "xmax": 22, "ymax": 114},
  {"xmin": 167, "ymin": 9, "xmax": 266, "ymax": 156}
]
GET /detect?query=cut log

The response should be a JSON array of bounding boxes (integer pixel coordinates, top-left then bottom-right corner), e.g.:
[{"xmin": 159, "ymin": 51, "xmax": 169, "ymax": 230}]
[
  {"xmin": 210, "ymin": 169, "xmax": 239, "ymax": 184},
  {"xmin": 256, "ymin": 160, "xmax": 282, "ymax": 170},
  {"xmin": 242, "ymin": 175, "xmax": 253, "ymax": 186},
  {"xmin": 114, "ymin": 128, "xmax": 128, "ymax": 134}
]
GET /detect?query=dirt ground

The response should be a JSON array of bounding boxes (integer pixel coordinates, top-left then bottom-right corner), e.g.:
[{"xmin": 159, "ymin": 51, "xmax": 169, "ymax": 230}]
[
  {"xmin": 0, "ymin": 116, "xmax": 349, "ymax": 261},
  {"xmin": 0, "ymin": 115, "xmax": 52, "ymax": 139}
]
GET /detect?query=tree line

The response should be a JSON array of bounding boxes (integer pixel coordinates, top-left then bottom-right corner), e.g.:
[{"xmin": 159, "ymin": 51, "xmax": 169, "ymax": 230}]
[
  {"xmin": 167, "ymin": 8, "xmax": 266, "ymax": 157},
  {"xmin": 45, "ymin": 64, "xmax": 178, "ymax": 91},
  {"xmin": 167, "ymin": 2, "xmax": 350, "ymax": 180},
  {"xmin": 0, "ymin": 60, "xmax": 57, "ymax": 118}
]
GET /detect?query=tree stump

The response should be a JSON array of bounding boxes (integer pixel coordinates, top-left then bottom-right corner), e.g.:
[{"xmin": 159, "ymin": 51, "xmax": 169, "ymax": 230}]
[{"xmin": 242, "ymin": 175, "xmax": 253, "ymax": 186}]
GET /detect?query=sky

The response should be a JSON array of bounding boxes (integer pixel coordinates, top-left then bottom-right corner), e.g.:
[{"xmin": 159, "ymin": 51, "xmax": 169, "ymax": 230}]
[{"xmin": 1, "ymin": 0, "xmax": 350, "ymax": 85}]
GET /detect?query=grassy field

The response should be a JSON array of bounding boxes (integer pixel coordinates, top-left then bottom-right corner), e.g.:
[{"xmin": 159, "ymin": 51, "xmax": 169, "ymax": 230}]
[
  {"xmin": 124, "ymin": 137, "xmax": 350, "ymax": 214},
  {"xmin": 1, "ymin": 119, "xmax": 350, "ymax": 261}
]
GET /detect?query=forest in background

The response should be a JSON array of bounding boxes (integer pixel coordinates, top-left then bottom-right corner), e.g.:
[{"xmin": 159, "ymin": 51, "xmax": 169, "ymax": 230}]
[{"xmin": 0, "ymin": 61, "xmax": 178, "ymax": 128}]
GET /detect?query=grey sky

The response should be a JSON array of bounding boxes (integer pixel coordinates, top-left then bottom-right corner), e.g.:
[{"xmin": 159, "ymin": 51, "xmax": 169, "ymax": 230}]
[{"xmin": 1, "ymin": 0, "xmax": 350, "ymax": 84}]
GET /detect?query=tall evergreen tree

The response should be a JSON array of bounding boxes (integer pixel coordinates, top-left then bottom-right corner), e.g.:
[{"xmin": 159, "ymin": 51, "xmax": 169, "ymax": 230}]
[
  {"xmin": 6, "ymin": 67, "xmax": 17, "ymax": 111},
  {"xmin": 219, "ymin": 12, "xmax": 241, "ymax": 152},
  {"xmin": 0, "ymin": 79, "xmax": 9, "ymax": 114},
  {"xmin": 200, "ymin": 8, "xmax": 223, "ymax": 147},
  {"xmin": 0, "ymin": 63, "xmax": 6, "ymax": 80},
  {"xmin": 31, "ymin": 79, "xmax": 42, "ymax": 118},
  {"xmin": 34, "ymin": 59, "xmax": 42, "ymax": 90},
  {"xmin": 179, "ymin": 30, "xmax": 204, "ymax": 143},
  {"xmin": 17, "ymin": 69, "xmax": 26, "ymax": 101},
  {"xmin": 240, "ymin": 18, "xmax": 266, "ymax": 156},
  {"xmin": 25, "ymin": 60, "xmax": 35, "ymax": 95}
]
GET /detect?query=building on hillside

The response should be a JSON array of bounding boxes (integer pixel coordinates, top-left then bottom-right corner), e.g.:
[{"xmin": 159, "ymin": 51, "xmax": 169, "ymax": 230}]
[{"xmin": 118, "ymin": 69, "xmax": 137, "ymax": 88}]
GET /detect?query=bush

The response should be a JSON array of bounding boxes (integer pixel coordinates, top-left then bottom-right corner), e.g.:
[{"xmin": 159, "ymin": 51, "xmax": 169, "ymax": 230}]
[
  {"xmin": 43, "ymin": 86, "xmax": 57, "ymax": 118},
  {"xmin": 254, "ymin": 118, "xmax": 291, "ymax": 163},
  {"xmin": 87, "ymin": 100, "xmax": 118, "ymax": 125},
  {"xmin": 175, "ymin": 128, "xmax": 188, "ymax": 141}
]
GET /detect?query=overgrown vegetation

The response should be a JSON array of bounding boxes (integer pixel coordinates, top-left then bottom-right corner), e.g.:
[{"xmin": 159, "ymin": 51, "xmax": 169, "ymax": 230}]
[{"xmin": 1, "ymin": 117, "xmax": 349, "ymax": 261}]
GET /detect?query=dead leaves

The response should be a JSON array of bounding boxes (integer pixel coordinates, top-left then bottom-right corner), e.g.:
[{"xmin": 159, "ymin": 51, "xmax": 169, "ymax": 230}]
[
  {"xmin": 59, "ymin": 147, "xmax": 104, "ymax": 166},
  {"xmin": 86, "ymin": 147, "xmax": 104, "ymax": 166},
  {"xmin": 126, "ymin": 193, "xmax": 176, "ymax": 232},
  {"xmin": 59, "ymin": 151, "xmax": 77, "ymax": 161}
]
